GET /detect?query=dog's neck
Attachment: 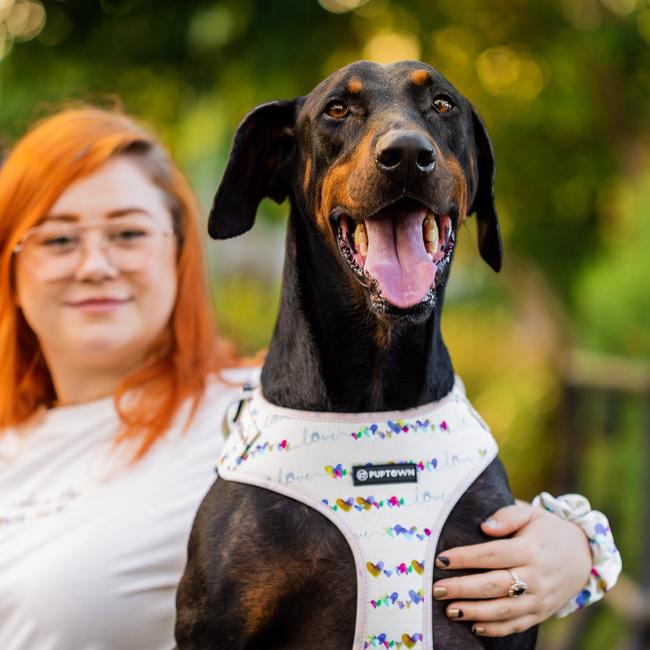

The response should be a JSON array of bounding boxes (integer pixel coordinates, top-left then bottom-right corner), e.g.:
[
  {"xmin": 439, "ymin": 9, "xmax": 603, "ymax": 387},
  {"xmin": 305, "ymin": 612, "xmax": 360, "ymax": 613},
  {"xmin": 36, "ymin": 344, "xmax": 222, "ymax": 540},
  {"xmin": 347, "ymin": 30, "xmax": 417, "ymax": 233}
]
[{"xmin": 261, "ymin": 209, "xmax": 455, "ymax": 412}]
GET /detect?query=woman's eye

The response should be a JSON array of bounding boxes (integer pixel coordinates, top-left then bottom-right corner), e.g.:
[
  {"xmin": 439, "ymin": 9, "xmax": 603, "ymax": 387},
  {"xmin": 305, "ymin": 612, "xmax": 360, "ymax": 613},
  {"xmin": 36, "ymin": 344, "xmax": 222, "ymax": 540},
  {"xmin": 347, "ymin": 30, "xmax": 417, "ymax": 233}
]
[
  {"xmin": 433, "ymin": 97, "xmax": 454, "ymax": 114},
  {"xmin": 325, "ymin": 101, "xmax": 349, "ymax": 119},
  {"xmin": 111, "ymin": 228, "xmax": 147, "ymax": 242},
  {"xmin": 42, "ymin": 234, "xmax": 77, "ymax": 248}
]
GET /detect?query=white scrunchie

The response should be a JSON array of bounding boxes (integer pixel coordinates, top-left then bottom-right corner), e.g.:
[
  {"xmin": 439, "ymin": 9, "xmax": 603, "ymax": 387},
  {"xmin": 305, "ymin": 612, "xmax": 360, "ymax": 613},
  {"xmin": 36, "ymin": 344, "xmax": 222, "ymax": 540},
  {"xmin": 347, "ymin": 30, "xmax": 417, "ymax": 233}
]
[{"xmin": 532, "ymin": 492, "xmax": 622, "ymax": 617}]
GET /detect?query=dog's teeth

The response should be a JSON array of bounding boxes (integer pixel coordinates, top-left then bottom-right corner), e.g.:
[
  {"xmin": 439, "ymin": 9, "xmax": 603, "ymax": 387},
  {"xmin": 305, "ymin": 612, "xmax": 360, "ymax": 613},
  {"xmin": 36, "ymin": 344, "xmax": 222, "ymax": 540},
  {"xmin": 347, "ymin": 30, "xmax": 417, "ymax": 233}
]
[
  {"xmin": 354, "ymin": 223, "xmax": 368, "ymax": 257},
  {"xmin": 424, "ymin": 214, "xmax": 439, "ymax": 254},
  {"xmin": 423, "ymin": 216, "xmax": 439, "ymax": 246},
  {"xmin": 354, "ymin": 222, "xmax": 368, "ymax": 246},
  {"xmin": 425, "ymin": 240, "xmax": 439, "ymax": 255}
]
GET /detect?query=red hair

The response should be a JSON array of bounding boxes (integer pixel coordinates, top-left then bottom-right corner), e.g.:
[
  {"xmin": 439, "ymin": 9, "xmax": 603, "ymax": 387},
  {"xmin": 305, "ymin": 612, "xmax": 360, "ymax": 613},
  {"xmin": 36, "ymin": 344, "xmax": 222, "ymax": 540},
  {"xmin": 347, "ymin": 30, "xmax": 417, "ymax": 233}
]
[{"xmin": 0, "ymin": 106, "xmax": 237, "ymax": 459}]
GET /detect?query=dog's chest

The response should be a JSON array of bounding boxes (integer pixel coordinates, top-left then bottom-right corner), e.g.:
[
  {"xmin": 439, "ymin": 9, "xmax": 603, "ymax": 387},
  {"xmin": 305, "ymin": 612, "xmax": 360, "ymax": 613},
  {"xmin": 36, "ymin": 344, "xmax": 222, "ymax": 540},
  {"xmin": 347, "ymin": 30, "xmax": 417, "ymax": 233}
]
[{"xmin": 218, "ymin": 382, "xmax": 497, "ymax": 650}]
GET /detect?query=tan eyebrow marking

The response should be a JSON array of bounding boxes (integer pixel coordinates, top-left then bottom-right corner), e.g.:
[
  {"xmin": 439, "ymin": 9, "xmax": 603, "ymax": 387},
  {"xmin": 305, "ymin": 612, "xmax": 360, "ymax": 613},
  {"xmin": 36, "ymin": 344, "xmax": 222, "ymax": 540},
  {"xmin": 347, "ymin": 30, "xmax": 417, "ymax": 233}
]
[
  {"xmin": 347, "ymin": 77, "xmax": 363, "ymax": 95},
  {"xmin": 409, "ymin": 69, "xmax": 431, "ymax": 87}
]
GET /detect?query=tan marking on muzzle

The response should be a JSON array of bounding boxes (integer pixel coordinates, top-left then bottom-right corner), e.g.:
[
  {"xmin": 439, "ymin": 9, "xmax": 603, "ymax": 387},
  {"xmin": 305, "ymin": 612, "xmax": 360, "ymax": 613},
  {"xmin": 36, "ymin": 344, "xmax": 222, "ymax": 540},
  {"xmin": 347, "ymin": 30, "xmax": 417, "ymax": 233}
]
[
  {"xmin": 409, "ymin": 69, "xmax": 431, "ymax": 87},
  {"xmin": 317, "ymin": 130, "xmax": 375, "ymax": 236},
  {"xmin": 445, "ymin": 155, "xmax": 469, "ymax": 226}
]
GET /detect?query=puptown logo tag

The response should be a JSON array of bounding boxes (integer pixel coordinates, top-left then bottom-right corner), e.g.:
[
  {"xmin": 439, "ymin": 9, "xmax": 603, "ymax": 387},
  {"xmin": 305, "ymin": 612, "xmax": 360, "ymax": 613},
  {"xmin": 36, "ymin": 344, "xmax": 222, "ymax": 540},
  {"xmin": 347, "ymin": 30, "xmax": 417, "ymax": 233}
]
[{"xmin": 352, "ymin": 463, "xmax": 418, "ymax": 486}]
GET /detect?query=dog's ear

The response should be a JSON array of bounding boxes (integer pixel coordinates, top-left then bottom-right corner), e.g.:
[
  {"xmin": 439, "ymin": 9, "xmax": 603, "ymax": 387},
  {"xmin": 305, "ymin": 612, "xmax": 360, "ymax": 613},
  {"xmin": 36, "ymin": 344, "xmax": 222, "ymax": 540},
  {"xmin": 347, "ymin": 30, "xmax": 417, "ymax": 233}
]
[
  {"xmin": 208, "ymin": 100, "xmax": 298, "ymax": 239},
  {"xmin": 468, "ymin": 106, "xmax": 502, "ymax": 272}
]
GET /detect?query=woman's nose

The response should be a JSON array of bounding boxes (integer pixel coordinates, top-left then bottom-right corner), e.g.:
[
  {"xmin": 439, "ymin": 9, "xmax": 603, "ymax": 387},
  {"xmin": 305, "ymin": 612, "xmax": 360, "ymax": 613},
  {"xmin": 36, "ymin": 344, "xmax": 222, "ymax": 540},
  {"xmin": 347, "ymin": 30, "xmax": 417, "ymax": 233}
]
[{"xmin": 73, "ymin": 233, "xmax": 119, "ymax": 281}]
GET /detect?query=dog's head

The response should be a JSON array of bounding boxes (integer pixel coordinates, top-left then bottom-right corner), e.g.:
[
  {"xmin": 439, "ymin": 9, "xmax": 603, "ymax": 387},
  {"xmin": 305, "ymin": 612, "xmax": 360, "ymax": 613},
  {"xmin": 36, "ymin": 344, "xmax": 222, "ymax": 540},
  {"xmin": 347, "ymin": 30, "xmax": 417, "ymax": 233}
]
[{"xmin": 210, "ymin": 60, "xmax": 500, "ymax": 320}]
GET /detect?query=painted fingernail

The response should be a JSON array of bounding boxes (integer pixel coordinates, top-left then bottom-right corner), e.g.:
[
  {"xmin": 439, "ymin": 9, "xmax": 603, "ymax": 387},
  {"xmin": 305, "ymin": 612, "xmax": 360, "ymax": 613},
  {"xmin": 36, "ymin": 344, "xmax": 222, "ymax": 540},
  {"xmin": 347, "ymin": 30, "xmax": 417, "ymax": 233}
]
[
  {"xmin": 433, "ymin": 587, "xmax": 448, "ymax": 599},
  {"xmin": 483, "ymin": 517, "xmax": 498, "ymax": 530},
  {"xmin": 435, "ymin": 555, "xmax": 450, "ymax": 569},
  {"xmin": 447, "ymin": 608, "xmax": 463, "ymax": 619},
  {"xmin": 472, "ymin": 625, "xmax": 486, "ymax": 635}
]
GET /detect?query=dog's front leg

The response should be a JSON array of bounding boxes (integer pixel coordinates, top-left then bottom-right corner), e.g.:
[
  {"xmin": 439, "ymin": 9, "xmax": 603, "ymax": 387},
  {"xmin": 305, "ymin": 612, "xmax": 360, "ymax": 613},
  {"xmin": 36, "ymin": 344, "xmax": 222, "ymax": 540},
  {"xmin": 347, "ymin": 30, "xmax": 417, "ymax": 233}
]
[
  {"xmin": 175, "ymin": 480, "xmax": 293, "ymax": 649},
  {"xmin": 176, "ymin": 480, "xmax": 358, "ymax": 649}
]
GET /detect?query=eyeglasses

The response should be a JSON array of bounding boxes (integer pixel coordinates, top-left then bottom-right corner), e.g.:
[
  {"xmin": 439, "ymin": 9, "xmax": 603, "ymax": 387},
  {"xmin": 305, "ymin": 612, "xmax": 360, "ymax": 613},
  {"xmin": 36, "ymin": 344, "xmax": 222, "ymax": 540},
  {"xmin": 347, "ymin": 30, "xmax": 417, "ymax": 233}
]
[{"xmin": 13, "ymin": 216, "xmax": 175, "ymax": 282}]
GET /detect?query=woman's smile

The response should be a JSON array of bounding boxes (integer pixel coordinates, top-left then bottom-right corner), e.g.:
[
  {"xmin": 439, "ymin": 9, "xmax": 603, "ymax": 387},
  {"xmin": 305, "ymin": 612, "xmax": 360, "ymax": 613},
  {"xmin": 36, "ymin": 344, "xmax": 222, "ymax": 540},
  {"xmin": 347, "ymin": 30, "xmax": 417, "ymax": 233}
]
[{"xmin": 65, "ymin": 296, "xmax": 134, "ymax": 314}]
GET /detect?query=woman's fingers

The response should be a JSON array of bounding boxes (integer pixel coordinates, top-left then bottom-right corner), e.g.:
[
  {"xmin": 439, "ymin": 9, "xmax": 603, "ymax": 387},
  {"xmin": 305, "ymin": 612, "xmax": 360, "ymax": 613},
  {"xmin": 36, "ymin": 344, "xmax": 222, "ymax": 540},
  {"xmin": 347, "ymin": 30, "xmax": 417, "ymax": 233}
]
[
  {"xmin": 431, "ymin": 502, "xmax": 594, "ymax": 638},
  {"xmin": 443, "ymin": 594, "xmax": 533, "ymax": 623},
  {"xmin": 471, "ymin": 614, "xmax": 540, "ymax": 638},
  {"xmin": 434, "ymin": 568, "xmax": 545, "ymax": 637},
  {"xmin": 480, "ymin": 503, "xmax": 539, "ymax": 538},
  {"xmin": 435, "ymin": 536, "xmax": 530, "ymax": 571},
  {"xmin": 433, "ymin": 568, "xmax": 523, "ymax": 601}
]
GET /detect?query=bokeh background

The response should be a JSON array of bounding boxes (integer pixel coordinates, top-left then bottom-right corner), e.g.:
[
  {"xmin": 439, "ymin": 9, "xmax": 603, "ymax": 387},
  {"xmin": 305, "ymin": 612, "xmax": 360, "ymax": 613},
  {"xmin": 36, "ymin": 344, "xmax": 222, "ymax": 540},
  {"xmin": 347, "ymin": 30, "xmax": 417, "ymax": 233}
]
[{"xmin": 1, "ymin": 0, "xmax": 649, "ymax": 647}]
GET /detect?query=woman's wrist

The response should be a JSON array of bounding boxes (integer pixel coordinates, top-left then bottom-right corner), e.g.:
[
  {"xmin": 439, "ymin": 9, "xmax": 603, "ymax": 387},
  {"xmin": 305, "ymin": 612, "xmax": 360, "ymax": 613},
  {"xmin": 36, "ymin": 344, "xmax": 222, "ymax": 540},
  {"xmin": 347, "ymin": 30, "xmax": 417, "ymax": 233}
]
[{"xmin": 532, "ymin": 492, "xmax": 622, "ymax": 617}]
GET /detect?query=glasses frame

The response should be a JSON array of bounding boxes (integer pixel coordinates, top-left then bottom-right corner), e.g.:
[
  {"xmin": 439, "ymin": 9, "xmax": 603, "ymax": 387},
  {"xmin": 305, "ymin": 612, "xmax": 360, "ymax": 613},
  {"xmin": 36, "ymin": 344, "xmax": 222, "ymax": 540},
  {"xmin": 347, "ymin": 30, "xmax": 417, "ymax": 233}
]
[{"xmin": 12, "ymin": 217, "xmax": 176, "ymax": 279}]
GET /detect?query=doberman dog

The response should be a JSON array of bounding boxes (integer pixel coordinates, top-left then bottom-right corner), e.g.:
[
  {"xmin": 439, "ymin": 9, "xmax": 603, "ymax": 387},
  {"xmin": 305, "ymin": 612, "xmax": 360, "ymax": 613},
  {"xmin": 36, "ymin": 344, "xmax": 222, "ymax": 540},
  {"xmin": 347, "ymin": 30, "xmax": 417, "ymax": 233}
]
[{"xmin": 175, "ymin": 61, "xmax": 537, "ymax": 650}]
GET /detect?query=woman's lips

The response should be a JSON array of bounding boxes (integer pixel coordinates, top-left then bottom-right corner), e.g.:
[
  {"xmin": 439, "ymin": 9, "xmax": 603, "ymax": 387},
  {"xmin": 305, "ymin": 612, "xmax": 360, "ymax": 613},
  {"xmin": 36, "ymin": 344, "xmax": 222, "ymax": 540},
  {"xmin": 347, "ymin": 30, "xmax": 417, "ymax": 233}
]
[{"xmin": 67, "ymin": 298, "xmax": 131, "ymax": 314}]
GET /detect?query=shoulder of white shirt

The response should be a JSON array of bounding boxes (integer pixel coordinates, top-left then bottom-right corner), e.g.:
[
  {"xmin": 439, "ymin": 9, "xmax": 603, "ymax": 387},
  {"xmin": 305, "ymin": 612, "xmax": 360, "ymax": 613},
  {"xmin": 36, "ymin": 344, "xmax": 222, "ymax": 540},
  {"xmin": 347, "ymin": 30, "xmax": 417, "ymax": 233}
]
[{"xmin": 216, "ymin": 365, "xmax": 262, "ymax": 388}]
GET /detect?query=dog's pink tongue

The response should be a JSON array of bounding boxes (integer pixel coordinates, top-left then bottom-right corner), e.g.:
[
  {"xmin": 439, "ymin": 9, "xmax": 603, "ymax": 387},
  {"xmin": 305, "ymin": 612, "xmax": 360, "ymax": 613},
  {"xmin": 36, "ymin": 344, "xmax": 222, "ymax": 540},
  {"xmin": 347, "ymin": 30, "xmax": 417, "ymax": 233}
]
[{"xmin": 364, "ymin": 207, "xmax": 435, "ymax": 308}]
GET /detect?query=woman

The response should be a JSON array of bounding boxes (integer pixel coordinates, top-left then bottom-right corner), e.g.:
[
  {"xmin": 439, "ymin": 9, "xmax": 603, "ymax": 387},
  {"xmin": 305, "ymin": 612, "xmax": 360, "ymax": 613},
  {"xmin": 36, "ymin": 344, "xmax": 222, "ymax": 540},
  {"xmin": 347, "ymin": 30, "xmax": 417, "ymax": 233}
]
[{"xmin": 0, "ymin": 107, "xmax": 618, "ymax": 649}]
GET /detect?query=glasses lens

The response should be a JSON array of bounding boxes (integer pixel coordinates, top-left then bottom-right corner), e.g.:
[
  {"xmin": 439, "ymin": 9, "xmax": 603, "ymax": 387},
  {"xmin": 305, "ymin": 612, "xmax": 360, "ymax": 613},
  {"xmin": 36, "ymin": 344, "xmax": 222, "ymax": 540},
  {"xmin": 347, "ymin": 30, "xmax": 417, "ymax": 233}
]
[
  {"xmin": 18, "ymin": 218, "xmax": 171, "ymax": 281},
  {"xmin": 20, "ymin": 225, "xmax": 81, "ymax": 281},
  {"xmin": 104, "ymin": 220, "xmax": 166, "ymax": 272}
]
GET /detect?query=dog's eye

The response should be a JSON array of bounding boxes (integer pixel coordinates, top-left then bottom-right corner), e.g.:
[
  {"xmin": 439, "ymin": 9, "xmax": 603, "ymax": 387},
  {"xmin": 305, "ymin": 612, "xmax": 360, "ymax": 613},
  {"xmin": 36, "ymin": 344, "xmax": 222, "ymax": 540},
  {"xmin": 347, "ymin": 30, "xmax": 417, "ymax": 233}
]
[
  {"xmin": 325, "ymin": 101, "xmax": 349, "ymax": 119},
  {"xmin": 433, "ymin": 97, "xmax": 454, "ymax": 114}
]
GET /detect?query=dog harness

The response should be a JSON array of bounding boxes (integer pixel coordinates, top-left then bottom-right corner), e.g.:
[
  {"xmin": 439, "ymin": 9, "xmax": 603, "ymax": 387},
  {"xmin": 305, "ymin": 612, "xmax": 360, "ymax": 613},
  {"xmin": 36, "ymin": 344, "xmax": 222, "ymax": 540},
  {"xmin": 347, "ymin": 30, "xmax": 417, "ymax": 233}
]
[{"xmin": 218, "ymin": 380, "xmax": 498, "ymax": 650}]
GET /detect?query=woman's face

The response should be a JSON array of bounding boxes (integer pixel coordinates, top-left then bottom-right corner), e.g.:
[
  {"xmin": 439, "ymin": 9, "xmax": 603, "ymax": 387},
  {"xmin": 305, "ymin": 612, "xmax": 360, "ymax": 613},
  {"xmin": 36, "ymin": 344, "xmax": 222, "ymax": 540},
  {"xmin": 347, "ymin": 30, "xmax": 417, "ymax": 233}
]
[{"xmin": 15, "ymin": 155, "xmax": 178, "ymax": 372}]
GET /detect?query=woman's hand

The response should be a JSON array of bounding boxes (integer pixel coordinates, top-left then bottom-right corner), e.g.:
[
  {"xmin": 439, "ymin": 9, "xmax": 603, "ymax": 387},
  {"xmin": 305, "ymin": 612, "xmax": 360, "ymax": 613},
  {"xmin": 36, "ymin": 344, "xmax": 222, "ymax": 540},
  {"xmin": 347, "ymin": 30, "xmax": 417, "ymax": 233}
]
[{"xmin": 432, "ymin": 501, "xmax": 592, "ymax": 637}]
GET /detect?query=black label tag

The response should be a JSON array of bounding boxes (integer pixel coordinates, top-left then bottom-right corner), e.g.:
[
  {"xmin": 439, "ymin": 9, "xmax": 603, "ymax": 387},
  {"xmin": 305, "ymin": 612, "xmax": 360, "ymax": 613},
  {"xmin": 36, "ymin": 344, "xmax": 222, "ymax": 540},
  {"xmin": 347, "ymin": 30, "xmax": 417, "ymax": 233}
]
[{"xmin": 352, "ymin": 463, "xmax": 418, "ymax": 486}]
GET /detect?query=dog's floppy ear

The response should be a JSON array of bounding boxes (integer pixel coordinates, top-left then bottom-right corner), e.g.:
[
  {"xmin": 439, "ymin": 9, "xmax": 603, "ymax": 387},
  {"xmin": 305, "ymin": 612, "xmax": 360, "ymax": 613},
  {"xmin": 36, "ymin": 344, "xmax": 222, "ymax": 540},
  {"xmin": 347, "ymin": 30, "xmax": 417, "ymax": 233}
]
[
  {"xmin": 468, "ymin": 106, "xmax": 502, "ymax": 272},
  {"xmin": 208, "ymin": 100, "xmax": 298, "ymax": 239}
]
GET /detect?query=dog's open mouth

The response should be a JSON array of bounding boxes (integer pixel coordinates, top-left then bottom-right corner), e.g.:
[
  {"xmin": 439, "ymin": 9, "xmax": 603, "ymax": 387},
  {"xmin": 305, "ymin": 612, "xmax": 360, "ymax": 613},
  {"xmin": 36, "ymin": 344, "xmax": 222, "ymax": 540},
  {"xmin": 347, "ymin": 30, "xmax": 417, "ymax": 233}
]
[{"xmin": 334, "ymin": 199, "xmax": 455, "ymax": 311}]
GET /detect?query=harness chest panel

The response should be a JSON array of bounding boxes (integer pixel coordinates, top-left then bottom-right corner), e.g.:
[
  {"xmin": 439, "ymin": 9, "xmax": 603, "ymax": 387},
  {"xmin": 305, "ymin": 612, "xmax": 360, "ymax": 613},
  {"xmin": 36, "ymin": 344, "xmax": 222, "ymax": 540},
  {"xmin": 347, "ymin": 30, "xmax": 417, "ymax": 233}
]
[{"xmin": 218, "ymin": 383, "xmax": 498, "ymax": 650}]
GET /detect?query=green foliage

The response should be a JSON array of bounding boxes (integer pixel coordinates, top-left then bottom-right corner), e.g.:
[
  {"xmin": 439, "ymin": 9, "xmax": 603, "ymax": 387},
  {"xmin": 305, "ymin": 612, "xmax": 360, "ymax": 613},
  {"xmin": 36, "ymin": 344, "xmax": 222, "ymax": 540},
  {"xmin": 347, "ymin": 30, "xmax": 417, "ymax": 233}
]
[
  {"xmin": 212, "ymin": 274, "xmax": 279, "ymax": 355},
  {"xmin": 575, "ymin": 172, "xmax": 650, "ymax": 359}
]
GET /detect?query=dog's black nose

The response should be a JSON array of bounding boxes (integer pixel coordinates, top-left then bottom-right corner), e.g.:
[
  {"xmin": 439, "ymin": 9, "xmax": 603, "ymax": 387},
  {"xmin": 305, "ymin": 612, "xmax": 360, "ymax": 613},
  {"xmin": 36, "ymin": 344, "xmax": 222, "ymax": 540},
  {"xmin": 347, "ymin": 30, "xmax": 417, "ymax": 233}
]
[{"xmin": 375, "ymin": 130, "xmax": 436, "ymax": 175}]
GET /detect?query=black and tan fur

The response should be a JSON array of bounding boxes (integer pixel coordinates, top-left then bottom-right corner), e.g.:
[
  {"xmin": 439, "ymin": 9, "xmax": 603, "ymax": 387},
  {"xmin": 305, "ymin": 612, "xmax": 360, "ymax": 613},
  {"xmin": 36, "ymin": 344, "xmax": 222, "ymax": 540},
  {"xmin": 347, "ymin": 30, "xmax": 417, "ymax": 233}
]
[{"xmin": 175, "ymin": 61, "xmax": 536, "ymax": 650}]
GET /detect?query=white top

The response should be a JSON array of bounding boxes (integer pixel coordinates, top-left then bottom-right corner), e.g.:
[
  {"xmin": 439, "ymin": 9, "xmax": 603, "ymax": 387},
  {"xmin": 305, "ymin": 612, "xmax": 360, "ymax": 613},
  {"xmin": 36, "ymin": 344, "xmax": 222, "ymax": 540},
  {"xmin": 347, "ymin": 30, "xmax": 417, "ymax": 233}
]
[{"xmin": 0, "ymin": 370, "xmax": 255, "ymax": 650}]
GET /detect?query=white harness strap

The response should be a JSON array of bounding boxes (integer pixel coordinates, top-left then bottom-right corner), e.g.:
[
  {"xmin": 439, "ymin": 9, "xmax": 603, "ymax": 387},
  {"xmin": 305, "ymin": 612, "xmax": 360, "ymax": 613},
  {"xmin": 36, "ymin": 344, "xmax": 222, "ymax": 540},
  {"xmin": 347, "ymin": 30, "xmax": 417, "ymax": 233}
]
[{"xmin": 218, "ymin": 381, "xmax": 498, "ymax": 650}]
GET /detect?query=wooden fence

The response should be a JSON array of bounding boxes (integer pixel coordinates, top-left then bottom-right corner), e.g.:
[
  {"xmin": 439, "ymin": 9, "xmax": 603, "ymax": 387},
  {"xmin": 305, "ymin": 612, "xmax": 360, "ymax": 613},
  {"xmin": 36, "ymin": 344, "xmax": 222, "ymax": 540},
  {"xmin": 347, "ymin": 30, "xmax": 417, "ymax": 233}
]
[{"xmin": 545, "ymin": 351, "xmax": 650, "ymax": 650}]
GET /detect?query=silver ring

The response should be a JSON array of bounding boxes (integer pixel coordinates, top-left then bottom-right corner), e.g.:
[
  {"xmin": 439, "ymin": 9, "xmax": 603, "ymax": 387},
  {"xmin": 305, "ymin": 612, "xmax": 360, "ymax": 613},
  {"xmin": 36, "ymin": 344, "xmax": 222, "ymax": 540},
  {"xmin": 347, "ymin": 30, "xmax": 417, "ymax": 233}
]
[{"xmin": 507, "ymin": 569, "xmax": 528, "ymax": 597}]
